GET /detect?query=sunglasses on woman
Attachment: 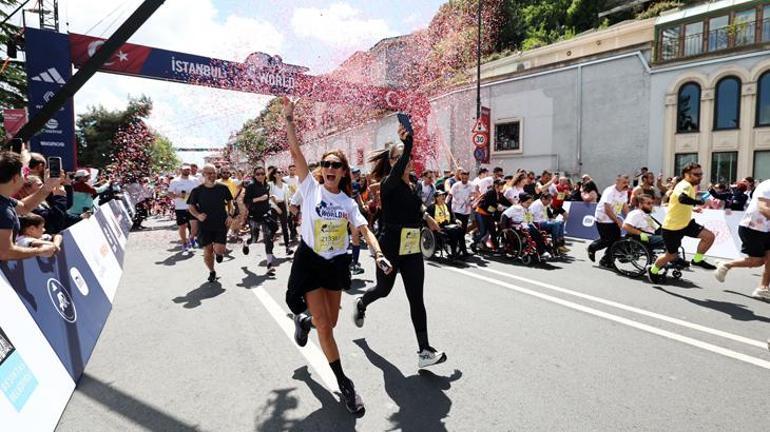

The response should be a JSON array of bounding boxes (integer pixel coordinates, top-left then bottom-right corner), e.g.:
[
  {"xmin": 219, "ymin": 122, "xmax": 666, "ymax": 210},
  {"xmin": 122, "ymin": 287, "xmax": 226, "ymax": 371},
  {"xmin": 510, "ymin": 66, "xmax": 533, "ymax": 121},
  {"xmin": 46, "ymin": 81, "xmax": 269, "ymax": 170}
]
[{"xmin": 321, "ymin": 160, "xmax": 343, "ymax": 169}]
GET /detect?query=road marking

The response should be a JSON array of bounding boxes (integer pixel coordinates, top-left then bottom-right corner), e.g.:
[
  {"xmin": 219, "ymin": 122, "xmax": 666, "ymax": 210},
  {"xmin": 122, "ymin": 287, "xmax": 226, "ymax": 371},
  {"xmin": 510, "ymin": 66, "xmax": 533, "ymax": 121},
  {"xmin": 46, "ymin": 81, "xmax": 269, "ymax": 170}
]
[
  {"xmin": 250, "ymin": 285, "xmax": 338, "ymax": 390},
  {"xmin": 469, "ymin": 265, "xmax": 768, "ymax": 350},
  {"xmin": 446, "ymin": 267, "xmax": 770, "ymax": 370}
]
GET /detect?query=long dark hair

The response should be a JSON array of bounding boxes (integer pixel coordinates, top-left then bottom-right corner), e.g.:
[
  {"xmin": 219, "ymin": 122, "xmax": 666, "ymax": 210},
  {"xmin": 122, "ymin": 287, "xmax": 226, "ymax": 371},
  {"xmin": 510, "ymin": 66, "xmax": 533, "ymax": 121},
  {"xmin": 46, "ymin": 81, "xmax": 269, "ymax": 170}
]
[
  {"xmin": 582, "ymin": 180, "xmax": 599, "ymax": 194},
  {"xmin": 367, "ymin": 142, "xmax": 401, "ymax": 183},
  {"xmin": 268, "ymin": 166, "xmax": 283, "ymax": 184},
  {"xmin": 315, "ymin": 149, "xmax": 353, "ymax": 196}
]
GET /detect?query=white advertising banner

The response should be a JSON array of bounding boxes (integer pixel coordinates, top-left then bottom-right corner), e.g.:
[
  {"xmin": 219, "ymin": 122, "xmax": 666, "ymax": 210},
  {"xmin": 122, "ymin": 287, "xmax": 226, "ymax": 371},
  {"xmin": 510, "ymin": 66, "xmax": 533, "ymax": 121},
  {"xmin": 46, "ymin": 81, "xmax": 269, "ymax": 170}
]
[
  {"xmin": 0, "ymin": 274, "xmax": 75, "ymax": 431},
  {"xmin": 66, "ymin": 215, "xmax": 122, "ymax": 302}
]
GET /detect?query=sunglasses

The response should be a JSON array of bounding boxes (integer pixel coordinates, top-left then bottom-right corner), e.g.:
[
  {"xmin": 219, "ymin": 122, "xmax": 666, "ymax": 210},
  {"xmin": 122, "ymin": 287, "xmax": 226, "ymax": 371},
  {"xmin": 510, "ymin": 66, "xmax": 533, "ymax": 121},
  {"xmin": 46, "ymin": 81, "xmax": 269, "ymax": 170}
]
[
  {"xmin": 321, "ymin": 160, "xmax": 344, "ymax": 169},
  {"xmin": 255, "ymin": 172, "xmax": 265, "ymax": 176}
]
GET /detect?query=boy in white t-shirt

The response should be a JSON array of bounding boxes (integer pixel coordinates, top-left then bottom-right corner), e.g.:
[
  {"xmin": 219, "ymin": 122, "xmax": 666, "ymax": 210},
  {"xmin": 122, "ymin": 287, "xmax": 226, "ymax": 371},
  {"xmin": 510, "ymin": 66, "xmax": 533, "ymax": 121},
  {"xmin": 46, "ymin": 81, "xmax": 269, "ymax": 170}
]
[{"xmin": 16, "ymin": 214, "xmax": 62, "ymax": 252}]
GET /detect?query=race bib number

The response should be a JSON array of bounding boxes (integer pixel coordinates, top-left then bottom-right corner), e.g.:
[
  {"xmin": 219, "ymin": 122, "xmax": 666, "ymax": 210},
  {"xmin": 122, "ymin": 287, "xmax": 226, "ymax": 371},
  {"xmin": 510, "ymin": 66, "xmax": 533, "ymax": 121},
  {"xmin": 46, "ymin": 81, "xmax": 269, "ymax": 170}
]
[
  {"xmin": 399, "ymin": 228, "xmax": 421, "ymax": 256},
  {"xmin": 313, "ymin": 219, "xmax": 347, "ymax": 253},
  {"xmin": 524, "ymin": 212, "xmax": 534, "ymax": 223},
  {"xmin": 557, "ymin": 192, "xmax": 565, "ymax": 200},
  {"xmin": 613, "ymin": 202, "xmax": 624, "ymax": 214},
  {"xmin": 487, "ymin": 206, "xmax": 497, "ymax": 213}
]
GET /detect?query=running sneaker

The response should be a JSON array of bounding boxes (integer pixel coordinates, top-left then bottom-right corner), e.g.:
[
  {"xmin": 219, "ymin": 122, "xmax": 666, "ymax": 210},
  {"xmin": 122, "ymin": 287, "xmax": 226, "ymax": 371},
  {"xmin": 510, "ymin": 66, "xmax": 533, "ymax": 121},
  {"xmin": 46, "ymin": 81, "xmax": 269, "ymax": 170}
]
[
  {"xmin": 751, "ymin": 286, "xmax": 770, "ymax": 301},
  {"xmin": 587, "ymin": 248, "xmax": 596, "ymax": 263},
  {"xmin": 267, "ymin": 255, "xmax": 276, "ymax": 272},
  {"xmin": 215, "ymin": 254, "xmax": 223, "ymax": 264},
  {"xmin": 242, "ymin": 242, "xmax": 250, "ymax": 255},
  {"xmin": 191, "ymin": 238, "xmax": 199, "ymax": 249},
  {"xmin": 691, "ymin": 259, "xmax": 716, "ymax": 270},
  {"xmin": 208, "ymin": 271, "xmax": 217, "ymax": 283},
  {"xmin": 350, "ymin": 263, "xmax": 364, "ymax": 275},
  {"xmin": 339, "ymin": 379, "xmax": 364, "ymax": 414},
  {"xmin": 418, "ymin": 347, "xmax": 447, "ymax": 369},
  {"xmin": 286, "ymin": 248, "xmax": 294, "ymax": 256},
  {"xmin": 714, "ymin": 262, "xmax": 729, "ymax": 283},
  {"xmin": 293, "ymin": 313, "xmax": 310, "ymax": 347},
  {"xmin": 182, "ymin": 242, "xmax": 190, "ymax": 253},
  {"xmin": 646, "ymin": 265, "xmax": 664, "ymax": 284},
  {"xmin": 353, "ymin": 297, "xmax": 366, "ymax": 328}
]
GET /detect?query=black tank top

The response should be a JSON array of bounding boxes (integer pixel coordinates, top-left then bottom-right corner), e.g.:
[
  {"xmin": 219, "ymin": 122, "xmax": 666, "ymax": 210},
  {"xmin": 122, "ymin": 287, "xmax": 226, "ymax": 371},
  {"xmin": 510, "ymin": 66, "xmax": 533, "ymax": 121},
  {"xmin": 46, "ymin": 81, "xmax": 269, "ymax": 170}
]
[{"xmin": 380, "ymin": 136, "xmax": 422, "ymax": 227}]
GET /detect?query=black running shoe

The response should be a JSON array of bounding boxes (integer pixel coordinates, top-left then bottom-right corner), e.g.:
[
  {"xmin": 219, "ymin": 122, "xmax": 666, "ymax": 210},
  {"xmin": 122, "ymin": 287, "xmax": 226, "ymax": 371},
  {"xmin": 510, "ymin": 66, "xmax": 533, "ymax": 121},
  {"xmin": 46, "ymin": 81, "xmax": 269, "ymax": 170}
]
[
  {"xmin": 587, "ymin": 248, "xmax": 596, "ymax": 263},
  {"xmin": 242, "ymin": 243, "xmax": 249, "ymax": 255},
  {"xmin": 339, "ymin": 379, "xmax": 364, "ymax": 414},
  {"xmin": 208, "ymin": 271, "xmax": 217, "ymax": 283},
  {"xmin": 353, "ymin": 297, "xmax": 366, "ymax": 328},
  {"xmin": 215, "ymin": 254, "xmax": 223, "ymax": 263},
  {"xmin": 690, "ymin": 259, "xmax": 716, "ymax": 270},
  {"xmin": 293, "ymin": 313, "xmax": 310, "ymax": 347},
  {"xmin": 645, "ymin": 266, "xmax": 663, "ymax": 284}
]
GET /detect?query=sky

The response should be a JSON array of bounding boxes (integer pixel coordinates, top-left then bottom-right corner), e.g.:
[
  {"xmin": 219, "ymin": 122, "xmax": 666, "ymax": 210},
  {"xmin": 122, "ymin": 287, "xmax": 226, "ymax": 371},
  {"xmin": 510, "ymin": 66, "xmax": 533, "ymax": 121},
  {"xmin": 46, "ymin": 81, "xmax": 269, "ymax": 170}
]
[{"xmin": 18, "ymin": 0, "xmax": 446, "ymax": 166}]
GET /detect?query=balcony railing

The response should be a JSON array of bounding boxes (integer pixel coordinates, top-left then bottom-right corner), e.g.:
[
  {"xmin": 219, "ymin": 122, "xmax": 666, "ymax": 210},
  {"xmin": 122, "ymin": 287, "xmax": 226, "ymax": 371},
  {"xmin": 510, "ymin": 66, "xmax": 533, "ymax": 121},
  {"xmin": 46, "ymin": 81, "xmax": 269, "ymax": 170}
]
[{"xmin": 657, "ymin": 18, "xmax": 770, "ymax": 62}]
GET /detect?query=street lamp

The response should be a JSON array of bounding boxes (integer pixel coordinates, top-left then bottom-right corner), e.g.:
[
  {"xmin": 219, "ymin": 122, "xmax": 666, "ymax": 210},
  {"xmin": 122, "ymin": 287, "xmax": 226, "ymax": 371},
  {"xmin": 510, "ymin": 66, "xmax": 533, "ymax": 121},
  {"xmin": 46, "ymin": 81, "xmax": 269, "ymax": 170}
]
[{"xmin": 475, "ymin": 0, "xmax": 482, "ymax": 172}]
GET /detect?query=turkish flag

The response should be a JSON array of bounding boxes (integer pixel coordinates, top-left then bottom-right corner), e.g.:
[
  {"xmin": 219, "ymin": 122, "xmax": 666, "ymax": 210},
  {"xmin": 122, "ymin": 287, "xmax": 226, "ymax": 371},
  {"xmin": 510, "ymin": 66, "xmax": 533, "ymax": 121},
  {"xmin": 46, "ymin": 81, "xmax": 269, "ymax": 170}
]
[{"xmin": 69, "ymin": 33, "xmax": 151, "ymax": 75}]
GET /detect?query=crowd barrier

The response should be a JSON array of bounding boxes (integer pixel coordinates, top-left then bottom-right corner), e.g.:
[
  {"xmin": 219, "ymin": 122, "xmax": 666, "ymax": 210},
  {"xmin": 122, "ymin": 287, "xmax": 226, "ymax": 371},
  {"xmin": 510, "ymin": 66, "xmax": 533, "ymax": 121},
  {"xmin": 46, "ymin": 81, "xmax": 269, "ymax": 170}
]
[
  {"xmin": 563, "ymin": 202, "xmax": 745, "ymax": 260},
  {"xmin": 0, "ymin": 198, "xmax": 133, "ymax": 431}
]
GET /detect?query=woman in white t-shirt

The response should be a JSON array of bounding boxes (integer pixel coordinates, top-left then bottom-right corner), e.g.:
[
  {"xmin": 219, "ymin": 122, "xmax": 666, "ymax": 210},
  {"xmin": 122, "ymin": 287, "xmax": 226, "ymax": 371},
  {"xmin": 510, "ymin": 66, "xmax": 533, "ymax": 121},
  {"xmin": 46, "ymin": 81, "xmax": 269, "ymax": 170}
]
[
  {"xmin": 268, "ymin": 167, "xmax": 294, "ymax": 255},
  {"xmin": 282, "ymin": 97, "xmax": 391, "ymax": 414}
]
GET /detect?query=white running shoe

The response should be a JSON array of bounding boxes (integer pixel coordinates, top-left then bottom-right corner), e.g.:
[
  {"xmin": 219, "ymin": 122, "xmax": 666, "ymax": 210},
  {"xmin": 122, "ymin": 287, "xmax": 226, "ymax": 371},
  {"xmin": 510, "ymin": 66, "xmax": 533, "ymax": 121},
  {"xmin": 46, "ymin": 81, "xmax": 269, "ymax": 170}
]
[
  {"xmin": 418, "ymin": 348, "xmax": 447, "ymax": 369},
  {"xmin": 751, "ymin": 286, "xmax": 770, "ymax": 301},
  {"xmin": 714, "ymin": 262, "xmax": 729, "ymax": 283}
]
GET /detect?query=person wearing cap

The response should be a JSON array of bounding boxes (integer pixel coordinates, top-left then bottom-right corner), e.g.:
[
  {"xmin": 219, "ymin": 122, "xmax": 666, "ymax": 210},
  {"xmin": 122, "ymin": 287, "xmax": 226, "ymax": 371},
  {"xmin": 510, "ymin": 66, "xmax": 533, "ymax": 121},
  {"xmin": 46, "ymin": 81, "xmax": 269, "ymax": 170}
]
[
  {"xmin": 426, "ymin": 190, "xmax": 466, "ymax": 258},
  {"xmin": 67, "ymin": 169, "xmax": 98, "ymax": 216}
]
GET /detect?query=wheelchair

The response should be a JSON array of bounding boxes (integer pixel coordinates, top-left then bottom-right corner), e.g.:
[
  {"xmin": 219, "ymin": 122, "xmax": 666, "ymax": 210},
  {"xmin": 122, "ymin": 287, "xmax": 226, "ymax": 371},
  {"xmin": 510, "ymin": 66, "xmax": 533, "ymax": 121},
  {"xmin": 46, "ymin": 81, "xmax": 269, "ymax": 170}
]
[
  {"xmin": 609, "ymin": 236, "xmax": 687, "ymax": 280},
  {"xmin": 498, "ymin": 219, "xmax": 558, "ymax": 266},
  {"xmin": 420, "ymin": 226, "xmax": 457, "ymax": 261}
]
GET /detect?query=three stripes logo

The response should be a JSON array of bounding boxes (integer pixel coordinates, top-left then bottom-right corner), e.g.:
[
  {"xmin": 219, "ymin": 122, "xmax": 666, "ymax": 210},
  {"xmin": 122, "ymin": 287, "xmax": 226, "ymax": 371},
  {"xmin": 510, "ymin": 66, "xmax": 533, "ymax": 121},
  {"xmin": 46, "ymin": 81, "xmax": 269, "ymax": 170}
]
[{"xmin": 29, "ymin": 67, "xmax": 66, "ymax": 84}]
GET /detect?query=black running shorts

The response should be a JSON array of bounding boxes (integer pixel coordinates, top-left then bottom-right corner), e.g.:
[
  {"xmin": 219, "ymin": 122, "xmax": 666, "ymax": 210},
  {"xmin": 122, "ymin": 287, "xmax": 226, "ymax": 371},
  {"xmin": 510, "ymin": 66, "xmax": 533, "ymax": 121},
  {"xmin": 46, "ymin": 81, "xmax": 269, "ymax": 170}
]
[
  {"xmin": 661, "ymin": 219, "xmax": 703, "ymax": 254},
  {"xmin": 175, "ymin": 210, "xmax": 190, "ymax": 226},
  {"xmin": 738, "ymin": 226, "xmax": 770, "ymax": 258},
  {"xmin": 286, "ymin": 241, "xmax": 351, "ymax": 314},
  {"xmin": 197, "ymin": 228, "xmax": 227, "ymax": 247}
]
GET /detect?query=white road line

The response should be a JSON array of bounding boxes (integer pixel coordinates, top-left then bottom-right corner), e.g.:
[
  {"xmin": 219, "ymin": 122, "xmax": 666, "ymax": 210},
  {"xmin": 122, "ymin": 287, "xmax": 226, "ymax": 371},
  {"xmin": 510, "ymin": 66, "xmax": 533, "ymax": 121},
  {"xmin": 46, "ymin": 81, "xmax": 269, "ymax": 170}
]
[
  {"xmin": 446, "ymin": 267, "xmax": 770, "ymax": 370},
  {"xmin": 470, "ymin": 265, "xmax": 768, "ymax": 350},
  {"xmin": 250, "ymin": 285, "xmax": 338, "ymax": 390}
]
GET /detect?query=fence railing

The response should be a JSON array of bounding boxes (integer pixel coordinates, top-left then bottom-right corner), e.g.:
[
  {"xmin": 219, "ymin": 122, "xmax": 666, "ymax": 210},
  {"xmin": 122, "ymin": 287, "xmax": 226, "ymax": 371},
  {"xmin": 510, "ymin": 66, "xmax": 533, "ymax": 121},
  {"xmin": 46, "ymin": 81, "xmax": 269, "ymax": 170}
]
[{"xmin": 658, "ymin": 18, "xmax": 770, "ymax": 62}]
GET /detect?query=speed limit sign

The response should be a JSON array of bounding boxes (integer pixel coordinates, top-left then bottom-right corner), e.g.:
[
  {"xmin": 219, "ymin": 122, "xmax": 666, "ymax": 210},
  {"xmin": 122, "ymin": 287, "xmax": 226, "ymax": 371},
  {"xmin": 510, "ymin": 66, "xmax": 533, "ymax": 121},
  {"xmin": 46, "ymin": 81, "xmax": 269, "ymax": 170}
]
[{"xmin": 472, "ymin": 132, "xmax": 488, "ymax": 147}]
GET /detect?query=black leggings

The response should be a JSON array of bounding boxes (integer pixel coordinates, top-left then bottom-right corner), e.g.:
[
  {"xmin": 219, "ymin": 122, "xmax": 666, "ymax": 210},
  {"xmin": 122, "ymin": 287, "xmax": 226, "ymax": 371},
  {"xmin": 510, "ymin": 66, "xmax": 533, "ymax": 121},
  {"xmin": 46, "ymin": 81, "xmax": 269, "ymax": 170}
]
[
  {"xmin": 361, "ymin": 244, "xmax": 429, "ymax": 351},
  {"xmin": 274, "ymin": 202, "xmax": 290, "ymax": 247},
  {"xmin": 248, "ymin": 217, "xmax": 274, "ymax": 255},
  {"xmin": 588, "ymin": 222, "xmax": 621, "ymax": 262}
]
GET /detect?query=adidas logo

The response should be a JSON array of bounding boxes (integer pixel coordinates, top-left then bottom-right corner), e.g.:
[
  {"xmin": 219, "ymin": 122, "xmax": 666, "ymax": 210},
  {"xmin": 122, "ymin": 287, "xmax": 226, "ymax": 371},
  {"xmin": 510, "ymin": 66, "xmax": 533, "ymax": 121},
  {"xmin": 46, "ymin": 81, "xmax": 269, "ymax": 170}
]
[{"xmin": 30, "ymin": 68, "xmax": 66, "ymax": 84}]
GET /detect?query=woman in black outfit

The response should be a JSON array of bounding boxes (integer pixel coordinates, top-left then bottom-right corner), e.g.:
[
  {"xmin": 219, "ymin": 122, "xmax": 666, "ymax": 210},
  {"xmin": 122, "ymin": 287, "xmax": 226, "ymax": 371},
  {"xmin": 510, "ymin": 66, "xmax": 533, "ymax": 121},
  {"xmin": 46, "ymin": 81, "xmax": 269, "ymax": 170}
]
[
  {"xmin": 353, "ymin": 124, "xmax": 447, "ymax": 369},
  {"xmin": 243, "ymin": 166, "xmax": 278, "ymax": 270}
]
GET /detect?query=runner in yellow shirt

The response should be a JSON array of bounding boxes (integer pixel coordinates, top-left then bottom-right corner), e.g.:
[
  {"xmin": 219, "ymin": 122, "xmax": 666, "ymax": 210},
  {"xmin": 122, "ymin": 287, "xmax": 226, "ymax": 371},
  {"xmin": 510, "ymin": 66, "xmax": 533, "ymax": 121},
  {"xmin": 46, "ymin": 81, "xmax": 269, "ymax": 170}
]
[{"xmin": 647, "ymin": 162, "xmax": 715, "ymax": 283}]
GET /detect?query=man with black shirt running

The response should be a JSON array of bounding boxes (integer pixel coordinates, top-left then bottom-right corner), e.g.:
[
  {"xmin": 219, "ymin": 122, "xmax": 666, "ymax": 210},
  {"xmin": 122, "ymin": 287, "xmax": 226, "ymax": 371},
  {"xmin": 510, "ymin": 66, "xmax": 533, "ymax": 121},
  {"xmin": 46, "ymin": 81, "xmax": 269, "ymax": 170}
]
[{"xmin": 187, "ymin": 164, "xmax": 234, "ymax": 282}]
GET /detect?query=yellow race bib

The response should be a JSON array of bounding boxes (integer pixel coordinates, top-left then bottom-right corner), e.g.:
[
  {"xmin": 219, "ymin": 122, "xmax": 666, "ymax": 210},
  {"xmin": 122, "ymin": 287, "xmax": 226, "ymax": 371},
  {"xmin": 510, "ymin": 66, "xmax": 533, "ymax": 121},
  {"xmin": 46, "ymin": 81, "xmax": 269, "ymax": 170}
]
[
  {"xmin": 434, "ymin": 205, "xmax": 449, "ymax": 224},
  {"xmin": 557, "ymin": 192, "xmax": 565, "ymax": 200},
  {"xmin": 524, "ymin": 212, "xmax": 534, "ymax": 223},
  {"xmin": 399, "ymin": 228, "xmax": 421, "ymax": 256},
  {"xmin": 613, "ymin": 202, "xmax": 624, "ymax": 214},
  {"xmin": 314, "ymin": 219, "xmax": 347, "ymax": 253}
]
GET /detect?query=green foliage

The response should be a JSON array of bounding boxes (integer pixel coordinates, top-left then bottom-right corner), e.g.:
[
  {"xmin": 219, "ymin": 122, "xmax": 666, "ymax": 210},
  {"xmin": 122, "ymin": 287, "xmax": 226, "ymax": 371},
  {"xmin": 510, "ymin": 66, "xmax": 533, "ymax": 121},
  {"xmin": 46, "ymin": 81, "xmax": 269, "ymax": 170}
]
[
  {"xmin": 149, "ymin": 134, "xmax": 179, "ymax": 174},
  {"xmin": 0, "ymin": 0, "xmax": 28, "ymax": 138},
  {"xmin": 76, "ymin": 96, "xmax": 153, "ymax": 168}
]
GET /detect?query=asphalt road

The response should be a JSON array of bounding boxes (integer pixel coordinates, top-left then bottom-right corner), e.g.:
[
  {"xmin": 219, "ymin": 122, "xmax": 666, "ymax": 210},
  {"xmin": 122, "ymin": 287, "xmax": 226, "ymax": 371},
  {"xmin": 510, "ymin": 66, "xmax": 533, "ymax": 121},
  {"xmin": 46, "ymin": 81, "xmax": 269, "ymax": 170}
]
[{"xmin": 56, "ymin": 217, "xmax": 770, "ymax": 432}]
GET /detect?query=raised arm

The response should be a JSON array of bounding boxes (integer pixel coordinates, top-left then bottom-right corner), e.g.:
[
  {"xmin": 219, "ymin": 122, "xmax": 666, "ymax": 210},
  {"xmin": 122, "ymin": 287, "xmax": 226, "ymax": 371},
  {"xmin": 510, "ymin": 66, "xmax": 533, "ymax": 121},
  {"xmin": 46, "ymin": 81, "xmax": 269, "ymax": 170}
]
[
  {"xmin": 282, "ymin": 97, "xmax": 309, "ymax": 182},
  {"xmin": 382, "ymin": 126, "xmax": 413, "ymax": 192}
]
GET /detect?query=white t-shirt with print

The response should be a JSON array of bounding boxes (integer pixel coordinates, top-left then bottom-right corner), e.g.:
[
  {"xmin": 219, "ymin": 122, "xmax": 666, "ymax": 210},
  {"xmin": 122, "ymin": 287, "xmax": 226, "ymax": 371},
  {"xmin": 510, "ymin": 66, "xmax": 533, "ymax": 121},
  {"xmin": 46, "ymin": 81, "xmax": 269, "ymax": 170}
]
[
  {"xmin": 168, "ymin": 177, "xmax": 201, "ymax": 210},
  {"xmin": 504, "ymin": 186, "xmax": 526, "ymax": 205},
  {"xmin": 300, "ymin": 175, "xmax": 367, "ymax": 259},
  {"xmin": 740, "ymin": 179, "xmax": 770, "ymax": 233},
  {"xmin": 284, "ymin": 175, "xmax": 300, "ymax": 196},
  {"xmin": 472, "ymin": 176, "xmax": 494, "ymax": 194},
  {"xmin": 595, "ymin": 185, "xmax": 628, "ymax": 223},
  {"xmin": 450, "ymin": 181, "xmax": 474, "ymax": 215},
  {"xmin": 625, "ymin": 209, "xmax": 658, "ymax": 234},
  {"xmin": 529, "ymin": 199, "xmax": 549, "ymax": 223}
]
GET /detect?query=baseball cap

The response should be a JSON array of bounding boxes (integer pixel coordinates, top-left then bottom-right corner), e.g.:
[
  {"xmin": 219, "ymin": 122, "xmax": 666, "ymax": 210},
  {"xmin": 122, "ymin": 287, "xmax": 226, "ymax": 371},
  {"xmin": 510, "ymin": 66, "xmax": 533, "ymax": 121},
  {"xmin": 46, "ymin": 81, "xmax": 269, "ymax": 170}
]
[{"xmin": 74, "ymin": 169, "xmax": 90, "ymax": 178}]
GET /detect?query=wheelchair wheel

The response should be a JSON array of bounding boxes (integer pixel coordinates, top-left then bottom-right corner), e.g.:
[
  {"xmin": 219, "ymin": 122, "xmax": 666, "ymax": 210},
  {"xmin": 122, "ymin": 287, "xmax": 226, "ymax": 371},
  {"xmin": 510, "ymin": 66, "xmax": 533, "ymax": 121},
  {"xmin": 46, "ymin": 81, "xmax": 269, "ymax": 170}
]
[
  {"xmin": 420, "ymin": 228, "xmax": 436, "ymax": 260},
  {"xmin": 500, "ymin": 229, "xmax": 523, "ymax": 260},
  {"xmin": 520, "ymin": 253, "xmax": 533, "ymax": 266},
  {"xmin": 610, "ymin": 238, "xmax": 651, "ymax": 278}
]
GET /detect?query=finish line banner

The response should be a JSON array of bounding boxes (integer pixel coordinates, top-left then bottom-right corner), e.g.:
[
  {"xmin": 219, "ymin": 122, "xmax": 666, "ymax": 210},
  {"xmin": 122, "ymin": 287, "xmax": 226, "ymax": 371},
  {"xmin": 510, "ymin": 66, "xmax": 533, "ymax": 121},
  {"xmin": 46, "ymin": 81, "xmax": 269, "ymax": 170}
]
[{"xmin": 0, "ymin": 198, "xmax": 134, "ymax": 431}]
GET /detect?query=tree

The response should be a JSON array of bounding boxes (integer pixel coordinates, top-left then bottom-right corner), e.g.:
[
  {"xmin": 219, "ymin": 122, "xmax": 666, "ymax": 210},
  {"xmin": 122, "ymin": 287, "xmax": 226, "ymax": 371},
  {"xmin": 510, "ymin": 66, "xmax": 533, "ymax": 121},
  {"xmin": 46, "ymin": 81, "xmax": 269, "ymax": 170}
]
[
  {"xmin": 0, "ymin": 0, "xmax": 28, "ymax": 139},
  {"xmin": 149, "ymin": 134, "xmax": 179, "ymax": 174},
  {"xmin": 76, "ymin": 96, "xmax": 152, "ymax": 168}
]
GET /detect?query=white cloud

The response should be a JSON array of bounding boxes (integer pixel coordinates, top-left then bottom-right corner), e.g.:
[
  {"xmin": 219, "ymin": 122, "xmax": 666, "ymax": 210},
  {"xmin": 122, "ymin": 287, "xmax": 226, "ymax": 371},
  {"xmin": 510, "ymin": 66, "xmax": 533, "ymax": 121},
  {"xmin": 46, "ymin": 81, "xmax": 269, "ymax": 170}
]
[
  {"xmin": 57, "ymin": 0, "xmax": 285, "ymax": 165},
  {"xmin": 291, "ymin": 2, "xmax": 395, "ymax": 47}
]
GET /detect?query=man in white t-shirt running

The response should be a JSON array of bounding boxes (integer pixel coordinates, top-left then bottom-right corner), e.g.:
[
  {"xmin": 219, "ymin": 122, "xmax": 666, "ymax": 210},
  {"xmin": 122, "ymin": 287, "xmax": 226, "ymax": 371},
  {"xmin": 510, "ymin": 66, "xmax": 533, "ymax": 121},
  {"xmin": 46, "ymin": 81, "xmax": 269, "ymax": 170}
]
[
  {"xmin": 587, "ymin": 175, "xmax": 630, "ymax": 267},
  {"xmin": 449, "ymin": 169, "xmax": 474, "ymax": 255},
  {"xmin": 714, "ymin": 179, "xmax": 770, "ymax": 299},
  {"xmin": 168, "ymin": 164, "xmax": 202, "ymax": 251}
]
